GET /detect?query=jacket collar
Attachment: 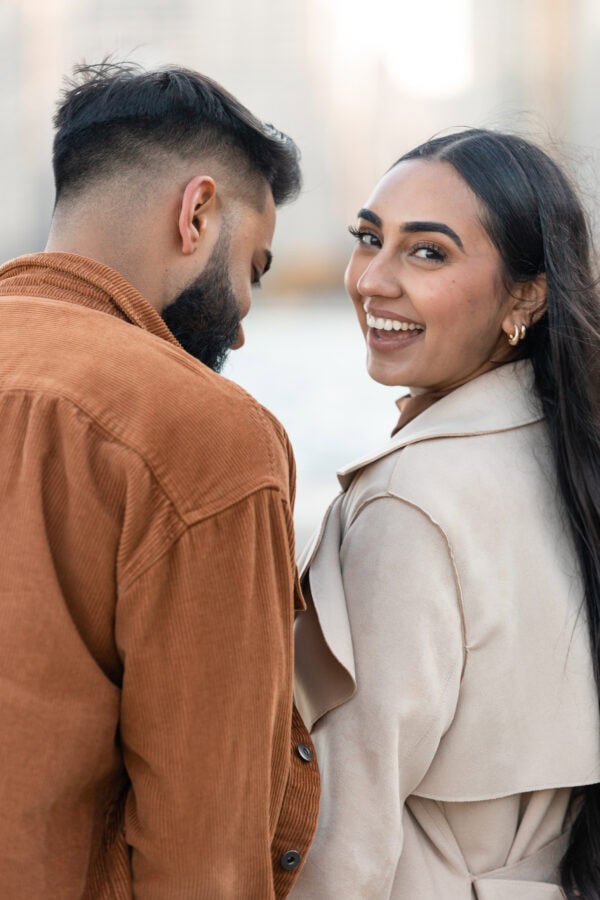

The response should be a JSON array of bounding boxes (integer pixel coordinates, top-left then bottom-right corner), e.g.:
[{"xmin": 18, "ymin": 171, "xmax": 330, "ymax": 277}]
[
  {"xmin": 0, "ymin": 252, "xmax": 182, "ymax": 350},
  {"xmin": 337, "ymin": 360, "xmax": 542, "ymax": 491}
]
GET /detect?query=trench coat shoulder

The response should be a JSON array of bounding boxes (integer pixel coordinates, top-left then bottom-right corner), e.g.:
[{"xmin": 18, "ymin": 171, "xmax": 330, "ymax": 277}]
[
  {"xmin": 295, "ymin": 362, "xmax": 540, "ymax": 727},
  {"xmin": 295, "ymin": 360, "xmax": 600, "ymax": 800}
]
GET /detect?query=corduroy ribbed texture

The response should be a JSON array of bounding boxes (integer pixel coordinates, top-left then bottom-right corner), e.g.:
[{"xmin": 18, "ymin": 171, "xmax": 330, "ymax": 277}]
[{"xmin": 0, "ymin": 253, "xmax": 319, "ymax": 898}]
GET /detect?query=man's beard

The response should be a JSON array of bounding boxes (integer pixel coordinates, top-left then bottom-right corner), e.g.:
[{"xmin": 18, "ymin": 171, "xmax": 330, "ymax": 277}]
[{"xmin": 162, "ymin": 229, "xmax": 241, "ymax": 373}]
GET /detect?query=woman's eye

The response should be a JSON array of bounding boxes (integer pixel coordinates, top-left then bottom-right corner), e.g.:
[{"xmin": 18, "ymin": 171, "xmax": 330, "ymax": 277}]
[
  {"xmin": 411, "ymin": 243, "xmax": 446, "ymax": 262},
  {"xmin": 348, "ymin": 225, "xmax": 381, "ymax": 248}
]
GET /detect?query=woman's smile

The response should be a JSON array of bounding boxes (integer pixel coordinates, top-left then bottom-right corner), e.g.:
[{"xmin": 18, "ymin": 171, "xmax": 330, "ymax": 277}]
[
  {"xmin": 365, "ymin": 307, "xmax": 425, "ymax": 351},
  {"xmin": 346, "ymin": 159, "xmax": 517, "ymax": 390}
]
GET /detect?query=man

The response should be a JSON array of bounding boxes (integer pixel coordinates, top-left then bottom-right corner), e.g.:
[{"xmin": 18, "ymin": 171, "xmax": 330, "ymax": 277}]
[{"xmin": 0, "ymin": 62, "xmax": 318, "ymax": 898}]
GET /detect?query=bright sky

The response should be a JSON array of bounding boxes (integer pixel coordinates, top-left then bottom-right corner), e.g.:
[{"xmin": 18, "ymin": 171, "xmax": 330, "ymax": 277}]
[{"xmin": 328, "ymin": 0, "xmax": 474, "ymax": 98}]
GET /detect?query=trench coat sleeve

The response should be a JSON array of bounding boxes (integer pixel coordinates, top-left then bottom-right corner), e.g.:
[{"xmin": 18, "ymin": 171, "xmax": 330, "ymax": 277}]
[
  {"xmin": 294, "ymin": 495, "xmax": 464, "ymax": 899},
  {"xmin": 115, "ymin": 488, "xmax": 295, "ymax": 899}
]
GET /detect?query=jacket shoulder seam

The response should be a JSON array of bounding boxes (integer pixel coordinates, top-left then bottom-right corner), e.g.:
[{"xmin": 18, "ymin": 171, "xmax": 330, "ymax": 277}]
[{"xmin": 119, "ymin": 484, "xmax": 288, "ymax": 592}]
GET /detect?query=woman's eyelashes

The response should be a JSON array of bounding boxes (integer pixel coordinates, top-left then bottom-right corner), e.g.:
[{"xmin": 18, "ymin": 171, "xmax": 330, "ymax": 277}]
[
  {"xmin": 410, "ymin": 242, "xmax": 447, "ymax": 262},
  {"xmin": 348, "ymin": 225, "xmax": 448, "ymax": 263},
  {"xmin": 348, "ymin": 225, "xmax": 381, "ymax": 247}
]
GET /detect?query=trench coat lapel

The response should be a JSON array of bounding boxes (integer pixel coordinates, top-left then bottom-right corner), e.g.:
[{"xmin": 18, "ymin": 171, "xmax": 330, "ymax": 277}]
[{"xmin": 337, "ymin": 360, "xmax": 542, "ymax": 490}]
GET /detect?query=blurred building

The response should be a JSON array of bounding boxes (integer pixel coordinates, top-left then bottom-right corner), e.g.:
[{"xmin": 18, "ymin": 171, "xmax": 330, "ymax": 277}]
[{"xmin": 2, "ymin": 0, "xmax": 600, "ymax": 280}]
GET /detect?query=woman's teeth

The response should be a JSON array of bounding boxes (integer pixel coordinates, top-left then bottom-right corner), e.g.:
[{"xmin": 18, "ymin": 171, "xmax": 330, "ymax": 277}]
[{"xmin": 365, "ymin": 313, "xmax": 425, "ymax": 332}]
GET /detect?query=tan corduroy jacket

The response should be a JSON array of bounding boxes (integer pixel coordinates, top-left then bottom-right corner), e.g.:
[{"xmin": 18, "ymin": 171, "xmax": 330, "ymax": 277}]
[
  {"xmin": 293, "ymin": 361, "xmax": 600, "ymax": 900},
  {"xmin": 0, "ymin": 252, "xmax": 319, "ymax": 899}
]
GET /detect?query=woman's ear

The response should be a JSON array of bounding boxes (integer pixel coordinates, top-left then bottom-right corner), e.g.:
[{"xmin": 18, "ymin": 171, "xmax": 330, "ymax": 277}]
[
  {"xmin": 502, "ymin": 273, "xmax": 547, "ymax": 336},
  {"xmin": 178, "ymin": 175, "xmax": 217, "ymax": 255},
  {"xmin": 515, "ymin": 273, "xmax": 548, "ymax": 325}
]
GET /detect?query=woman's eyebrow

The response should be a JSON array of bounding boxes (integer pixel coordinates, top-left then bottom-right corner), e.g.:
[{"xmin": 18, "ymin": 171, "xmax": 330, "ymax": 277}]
[
  {"xmin": 356, "ymin": 209, "xmax": 465, "ymax": 252},
  {"xmin": 357, "ymin": 208, "xmax": 382, "ymax": 228},
  {"xmin": 401, "ymin": 220, "xmax": 465, "ymax": 251}
]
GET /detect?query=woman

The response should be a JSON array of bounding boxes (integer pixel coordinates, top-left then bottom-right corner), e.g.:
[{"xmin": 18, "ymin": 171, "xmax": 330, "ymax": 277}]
[{"xmin": 293, "ymin": 130, "xmax": 600, "ymax": 899}]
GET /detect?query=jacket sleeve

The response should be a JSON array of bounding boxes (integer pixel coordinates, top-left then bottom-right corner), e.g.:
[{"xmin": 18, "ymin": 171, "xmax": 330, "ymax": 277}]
[
  {"xmin": 293, "ymin": 495, "xmax": 464, "ymax": 899},
  {"xmin": 116, "ymin": 487, "xmax": 295, "ymax": 899}
]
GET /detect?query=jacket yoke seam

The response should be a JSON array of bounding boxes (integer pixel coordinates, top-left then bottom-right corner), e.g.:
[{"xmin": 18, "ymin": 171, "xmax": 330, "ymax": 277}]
[
  {"xmin": 0, "ymin": 385, "xmax": 286, "ymax": 525},
  {"xmin": 0, "ymin": 387, "xmax": 288, "ymax": 589}
]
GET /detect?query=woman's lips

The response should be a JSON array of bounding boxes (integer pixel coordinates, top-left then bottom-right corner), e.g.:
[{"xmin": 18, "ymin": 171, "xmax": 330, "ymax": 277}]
[
  {"xmin": 365, "ymin": 311, "xmax": 425, "ymax": 333},
  {"xmin": 364, "ymin": 310, "xmax": 425, "ymax": 350}
]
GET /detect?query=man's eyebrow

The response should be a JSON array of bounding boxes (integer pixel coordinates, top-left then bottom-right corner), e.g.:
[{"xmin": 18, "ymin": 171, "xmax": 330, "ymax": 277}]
[
  {"xmin": 402, "ymin": 221, "xmax": 464, "ymax": 251},
  {"xmin": 263, "ymin": 250, "xmax": 273, "ymax": 275},
  {"xmin": 357, "ymin": 208, "xmax": 382, "ymax": 228}
]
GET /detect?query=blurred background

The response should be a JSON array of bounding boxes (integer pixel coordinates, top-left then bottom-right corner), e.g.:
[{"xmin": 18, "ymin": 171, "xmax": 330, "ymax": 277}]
[{"xmin": 2, "ymin": 0, "xmax": 600, "ymax": 545}]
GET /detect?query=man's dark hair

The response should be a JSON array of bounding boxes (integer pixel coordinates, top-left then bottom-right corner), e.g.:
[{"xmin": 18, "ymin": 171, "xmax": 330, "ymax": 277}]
[{"xmin": 52, "ymin": 60, "xmax": 302, "ymax": 207}]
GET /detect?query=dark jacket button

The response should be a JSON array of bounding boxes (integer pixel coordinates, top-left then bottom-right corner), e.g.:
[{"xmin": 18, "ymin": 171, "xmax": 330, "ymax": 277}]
[
  {"xmin": 280, "ymin": 850, "xmax": 301, "ymax": 870},
  {"xmin": 296, "ymin": 743, "xmax": 314, "ymax": 762}
]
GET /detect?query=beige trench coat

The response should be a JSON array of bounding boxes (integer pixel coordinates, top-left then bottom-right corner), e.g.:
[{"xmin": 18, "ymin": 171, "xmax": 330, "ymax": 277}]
[{"xmin": 293, "ymin": 361, "xmax": 600, "ymax": 899}]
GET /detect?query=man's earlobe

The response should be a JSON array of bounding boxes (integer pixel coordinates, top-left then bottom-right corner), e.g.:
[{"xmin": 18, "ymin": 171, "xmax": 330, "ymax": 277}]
[{"xmin": 178, "ymin": 175, "xmax": 217, "ymax": 255}]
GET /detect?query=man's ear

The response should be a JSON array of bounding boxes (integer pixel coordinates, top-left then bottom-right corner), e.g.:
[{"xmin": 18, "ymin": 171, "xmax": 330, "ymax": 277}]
[
  {"xmin": 178, "ymin": 175, "xmax": 218, "ymax": 255},
  {"xmin": 502, "ymin": 272, "xmax": 547, "ymax": 335}
]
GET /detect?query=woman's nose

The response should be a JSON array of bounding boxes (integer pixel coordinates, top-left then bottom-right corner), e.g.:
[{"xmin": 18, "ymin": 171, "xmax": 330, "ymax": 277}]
[{"xmin": 356, "ymin": 255, "xmax": 402, "ymax": 299}]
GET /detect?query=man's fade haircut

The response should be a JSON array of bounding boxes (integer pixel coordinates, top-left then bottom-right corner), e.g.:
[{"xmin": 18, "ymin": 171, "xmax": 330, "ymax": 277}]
[{"xmin": 52, "ymin": 60, "xmax": 302, "ymax": 208}]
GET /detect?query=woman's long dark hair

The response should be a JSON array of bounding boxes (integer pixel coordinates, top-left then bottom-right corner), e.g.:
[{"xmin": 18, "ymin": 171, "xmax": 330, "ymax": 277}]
[{"xmin": 397, "ymin": 129, "xmax": 600, "ymax": 897}]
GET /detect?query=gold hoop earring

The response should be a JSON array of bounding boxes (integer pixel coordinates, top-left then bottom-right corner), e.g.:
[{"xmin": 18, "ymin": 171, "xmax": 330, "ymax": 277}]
[
  {"xmin": 520, "ymin": 324, "xmax": 527, "ymax": 341},
  {"xmin": 507, "ymin": 323, "xmax": 521, "ymax": 346}
]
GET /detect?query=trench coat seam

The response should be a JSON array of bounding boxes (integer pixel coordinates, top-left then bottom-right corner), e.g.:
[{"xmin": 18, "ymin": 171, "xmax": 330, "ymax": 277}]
[{"xmin": 347, "ymin": 491, "xmax": 469, "ymax": 681}]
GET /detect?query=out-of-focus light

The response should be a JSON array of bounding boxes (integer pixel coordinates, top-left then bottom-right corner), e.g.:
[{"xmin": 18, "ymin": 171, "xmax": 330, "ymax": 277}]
[{"xmin": 328, "ymin": 0, "xmax": 474, "ymax": 99}]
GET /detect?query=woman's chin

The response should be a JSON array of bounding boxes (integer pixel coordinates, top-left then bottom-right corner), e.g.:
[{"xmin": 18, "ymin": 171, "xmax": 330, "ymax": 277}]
[{"xmin": 366, "ymin": 358, "xmax": 411, "ymax": 388}]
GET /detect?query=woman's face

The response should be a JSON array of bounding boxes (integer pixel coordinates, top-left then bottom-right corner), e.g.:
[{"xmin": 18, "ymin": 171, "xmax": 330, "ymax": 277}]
[{"xmin": 345, "ymin": 159, "xmax": 516, "ymax": 391}]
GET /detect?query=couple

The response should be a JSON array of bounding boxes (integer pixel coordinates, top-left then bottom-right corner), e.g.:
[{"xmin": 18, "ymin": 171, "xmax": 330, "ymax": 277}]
[{"xmin": 0, "ymin": 61, "xmax": 598, "ymax": 900}]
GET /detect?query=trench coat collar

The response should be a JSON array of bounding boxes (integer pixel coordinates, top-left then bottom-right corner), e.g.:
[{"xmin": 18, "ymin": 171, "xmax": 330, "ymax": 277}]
[{"xmin": 337, "ymin": 360, "xmax": 543, "ymax": 492}]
